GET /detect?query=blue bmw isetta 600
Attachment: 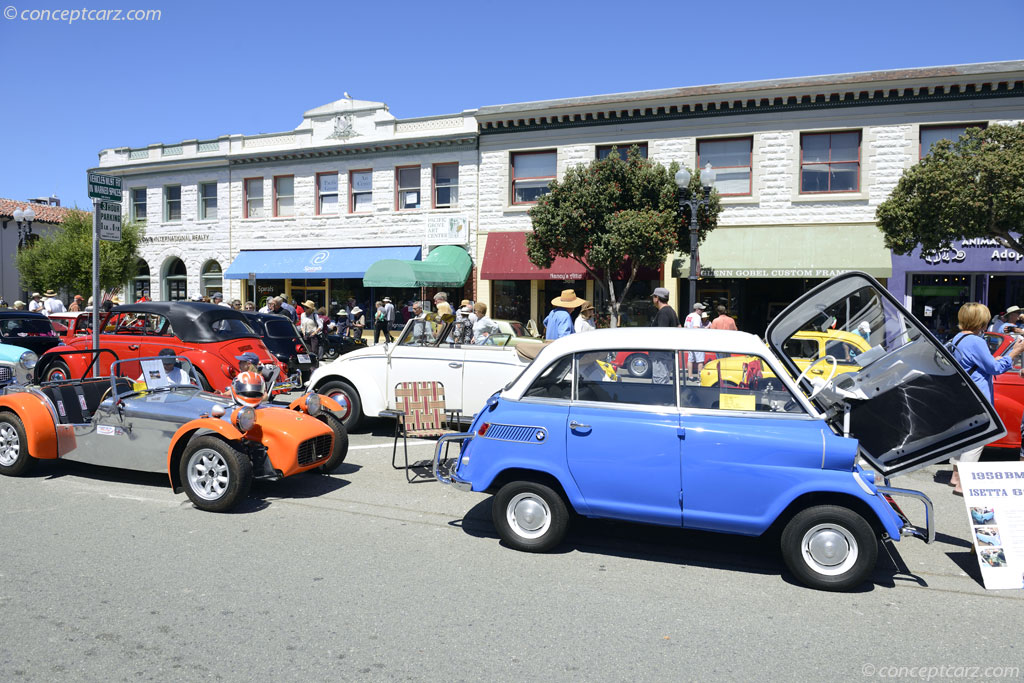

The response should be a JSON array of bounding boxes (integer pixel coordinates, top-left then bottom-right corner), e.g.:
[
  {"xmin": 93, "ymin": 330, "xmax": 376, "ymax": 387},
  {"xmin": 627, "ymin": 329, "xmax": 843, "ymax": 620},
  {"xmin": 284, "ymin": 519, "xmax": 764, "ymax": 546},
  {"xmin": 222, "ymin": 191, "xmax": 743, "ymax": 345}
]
[{"xmin": 434, "ymin": 273, "xmax": 1004, "ymax": 591}]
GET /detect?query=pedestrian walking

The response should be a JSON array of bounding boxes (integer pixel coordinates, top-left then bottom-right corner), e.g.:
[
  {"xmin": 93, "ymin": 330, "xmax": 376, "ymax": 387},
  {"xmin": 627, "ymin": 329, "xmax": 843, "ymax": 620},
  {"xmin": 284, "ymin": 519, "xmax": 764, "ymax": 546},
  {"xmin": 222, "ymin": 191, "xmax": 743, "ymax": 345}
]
[
  {"xmin": 349, "ymin": 306, "xmax": 365, "ymax": 340},
  {"xmin": 575, "ymin": 302, "xmax": 597, "ymax": 333},
  {"xmin": 948, "ymin": 302, "xmax": 1024, "ymax": 495},
  {"xmin": 649, "ymin": 287, "xmax": 679, "ymax": 384},
  {"xmin": 472, "ymin": 302, "xmax": 500, "ymax": 344},
  {"xmin": 299, "ymin": 300, "xmax": 320, "ymax": 358},
  {"xmin": 373, "ymin": 300, "xmax": 391, "ymax": 345},
  {"xmin": 383, "ymin": 296, "xmax": 396, "ymax": 333},
  {"xmin": 43, "ymin": 290, "xmax": 66, "ymax": 315},
  {"xmin": 682, "ymin": 301, "xmax": 705, "ymax": 379},
  {"xmin": 433, "ymin": 292, "xmax": 452, "ymax": 317},
  {"xmin": 68, "ymin": 295, "xmax": 84, "ymax": 312},
  {"xmin": 28, "ymin": 292, "xmax": 43, "ymax": 313},
  {"xmin": 709, "ymin": 304, "xmax": 737, "ymax": 331},
  {"xmin": 544, "ymin": 289, "xmax": 584, "ymax": 340}
]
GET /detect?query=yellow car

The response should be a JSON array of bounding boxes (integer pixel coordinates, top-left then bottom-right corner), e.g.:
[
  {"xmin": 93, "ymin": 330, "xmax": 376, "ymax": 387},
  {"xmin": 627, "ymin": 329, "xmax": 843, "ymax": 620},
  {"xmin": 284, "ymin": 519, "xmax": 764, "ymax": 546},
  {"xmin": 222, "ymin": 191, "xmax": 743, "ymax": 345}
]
[{"xmin": 700, "ymin": 330, "xmax": 870, "ymax": 388}]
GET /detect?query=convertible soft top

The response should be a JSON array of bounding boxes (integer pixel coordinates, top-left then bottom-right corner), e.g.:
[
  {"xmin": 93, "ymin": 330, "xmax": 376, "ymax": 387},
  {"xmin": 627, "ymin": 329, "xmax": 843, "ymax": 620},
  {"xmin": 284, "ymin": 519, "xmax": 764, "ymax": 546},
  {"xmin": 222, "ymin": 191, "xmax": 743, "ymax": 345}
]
[{"xmin": 112, "ymin": 302, "xmax": 258, "ymax": 343}]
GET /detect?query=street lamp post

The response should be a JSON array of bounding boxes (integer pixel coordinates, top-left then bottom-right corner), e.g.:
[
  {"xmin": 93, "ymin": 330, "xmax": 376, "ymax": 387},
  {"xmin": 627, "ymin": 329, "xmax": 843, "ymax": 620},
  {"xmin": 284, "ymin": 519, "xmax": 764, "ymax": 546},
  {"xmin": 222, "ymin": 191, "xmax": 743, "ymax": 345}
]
[
  {"xmin": 674, "ymin": 164, "xmax": 716, "ymax": 314},
  {"xmin": 11, "ymin": 206, "xmax": 36, "ymax": 249}
]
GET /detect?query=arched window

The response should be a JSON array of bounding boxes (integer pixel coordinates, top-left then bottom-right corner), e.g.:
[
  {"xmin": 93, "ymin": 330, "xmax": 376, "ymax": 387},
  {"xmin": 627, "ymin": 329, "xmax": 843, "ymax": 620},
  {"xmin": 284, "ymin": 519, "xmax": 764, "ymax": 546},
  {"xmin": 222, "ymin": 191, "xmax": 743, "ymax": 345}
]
[
  {"xmin": 201, "ymin": 260, "xmax": 223, "ymax": 297},
  {"xmin": 133, "ymin": 259, "xmax": 151, "ymax": 302},
  {"xmin": 163, "ymin": 257, "xmax": 187, "ymax": 301}
]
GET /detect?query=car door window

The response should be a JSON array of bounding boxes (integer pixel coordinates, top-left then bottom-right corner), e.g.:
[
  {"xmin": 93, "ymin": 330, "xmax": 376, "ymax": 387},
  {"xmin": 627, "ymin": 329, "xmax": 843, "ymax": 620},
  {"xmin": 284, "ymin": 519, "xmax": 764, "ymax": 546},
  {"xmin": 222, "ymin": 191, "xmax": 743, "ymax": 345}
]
[
  {"xmin": 682, "ymin": 350, "xmax": 805, "ymax": 414},
  {"xmin": 143, "ymin": 314, "xmax": 173, "ymax": 336},
  {"xmin": 524, "ymin": 355, "xmax": 573, "ymax": 400},
  {"xmin": 575, "ymin": 350, "xmax": 676, "ymax": 407}
]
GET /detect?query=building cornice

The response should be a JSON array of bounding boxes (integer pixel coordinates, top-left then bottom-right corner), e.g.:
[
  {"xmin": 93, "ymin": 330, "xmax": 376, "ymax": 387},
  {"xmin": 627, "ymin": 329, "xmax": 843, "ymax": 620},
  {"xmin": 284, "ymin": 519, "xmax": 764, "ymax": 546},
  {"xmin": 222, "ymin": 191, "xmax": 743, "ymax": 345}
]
[
  {"xmin": 478, "ymin": 62, "xmax": 1024, "ymax": 134},
  {"xmin": 226, "ymin": 134, "xmax": 477, "ymax": 165}
]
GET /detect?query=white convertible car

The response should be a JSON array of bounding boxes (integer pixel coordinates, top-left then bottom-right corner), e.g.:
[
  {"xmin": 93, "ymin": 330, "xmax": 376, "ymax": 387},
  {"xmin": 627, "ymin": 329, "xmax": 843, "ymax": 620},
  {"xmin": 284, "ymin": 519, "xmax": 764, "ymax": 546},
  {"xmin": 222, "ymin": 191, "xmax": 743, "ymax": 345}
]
[{"xmin": 306, "ymin": 315, "xmax": 533, "ymax": 429}]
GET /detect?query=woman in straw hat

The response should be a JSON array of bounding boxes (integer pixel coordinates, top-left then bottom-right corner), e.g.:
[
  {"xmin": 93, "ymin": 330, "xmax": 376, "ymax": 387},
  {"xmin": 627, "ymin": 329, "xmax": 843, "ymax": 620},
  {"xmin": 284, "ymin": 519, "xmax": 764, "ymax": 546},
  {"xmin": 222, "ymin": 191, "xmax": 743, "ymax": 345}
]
[
  {"xmin": 575, "ymin": 301, "xmax": 597, "ymax": 333},
  {"xmin": 544, "ymin": 289, "xmax": 585, "ymax": 340}
]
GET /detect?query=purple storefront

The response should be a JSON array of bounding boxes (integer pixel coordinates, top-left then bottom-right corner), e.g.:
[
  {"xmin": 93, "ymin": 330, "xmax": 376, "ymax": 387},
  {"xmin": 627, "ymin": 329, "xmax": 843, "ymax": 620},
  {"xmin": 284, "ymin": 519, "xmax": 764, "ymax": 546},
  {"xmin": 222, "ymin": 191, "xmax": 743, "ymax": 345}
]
[{"xmin": 889, "ymin": 236, "xmax": 1024, "ymax": 338}]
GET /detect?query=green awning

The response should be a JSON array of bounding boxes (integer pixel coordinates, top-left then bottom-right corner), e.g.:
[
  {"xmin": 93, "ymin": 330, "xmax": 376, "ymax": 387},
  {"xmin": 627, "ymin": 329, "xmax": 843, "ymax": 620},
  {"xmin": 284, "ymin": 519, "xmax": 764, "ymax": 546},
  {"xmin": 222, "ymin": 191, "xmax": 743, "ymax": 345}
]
[
  {"xmin": 672, "ymin": 224, "xmax": 892, "ymax": 279},
  {"xmin": 363, "ymin": 245, "xmax": 472, "ymax": 287}
]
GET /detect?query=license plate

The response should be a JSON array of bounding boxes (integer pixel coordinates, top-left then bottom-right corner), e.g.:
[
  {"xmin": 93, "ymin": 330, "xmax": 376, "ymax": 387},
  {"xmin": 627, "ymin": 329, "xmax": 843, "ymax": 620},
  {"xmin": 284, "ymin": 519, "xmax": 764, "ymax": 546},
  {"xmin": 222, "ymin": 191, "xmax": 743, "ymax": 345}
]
[{"xmin": 297, "ymin": 354, "xmax": 310, "ymax": 364}]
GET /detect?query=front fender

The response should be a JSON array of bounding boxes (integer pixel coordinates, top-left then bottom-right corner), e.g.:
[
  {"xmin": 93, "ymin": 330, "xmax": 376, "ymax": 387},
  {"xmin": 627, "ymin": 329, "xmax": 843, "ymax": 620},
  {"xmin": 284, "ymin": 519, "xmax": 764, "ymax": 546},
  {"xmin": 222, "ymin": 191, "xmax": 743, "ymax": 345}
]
[
  {"xmin": 286, "ymin": 393, "xmax": 344, "ymax": 415},
  {"xmin": 0, "ymin": 391, "xmax": 73, "ymax": 459},
  {"xmin": 311, "ymin": 357, "xmax": 387, "ymax": 417},
  {"xmin": 166, "ymin": 417, "xmax": 245, "ymax": 490}
]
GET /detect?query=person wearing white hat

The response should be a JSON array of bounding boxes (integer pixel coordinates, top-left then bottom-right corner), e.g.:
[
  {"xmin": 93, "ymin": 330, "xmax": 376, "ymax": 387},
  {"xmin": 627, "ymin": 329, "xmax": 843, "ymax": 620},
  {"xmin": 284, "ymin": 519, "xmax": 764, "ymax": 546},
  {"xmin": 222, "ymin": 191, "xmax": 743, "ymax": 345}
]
[
  {"xmin": 43, "ymin": 289, "xmax": 66, "ymax": 315},
  {"xmin": 347, "ymin": 306, "xmax": 365, "ymax": 340},
  {"xmin": 998, "ymin": 305, "xmax": 1022, "ymax": 335},
  {"xmin": 544, "ymin": 289, "xmax": 585, "ymax": 340},
  {"xmin": 28, "ymin": 292, "xmax": 43, "ymax": 313}
]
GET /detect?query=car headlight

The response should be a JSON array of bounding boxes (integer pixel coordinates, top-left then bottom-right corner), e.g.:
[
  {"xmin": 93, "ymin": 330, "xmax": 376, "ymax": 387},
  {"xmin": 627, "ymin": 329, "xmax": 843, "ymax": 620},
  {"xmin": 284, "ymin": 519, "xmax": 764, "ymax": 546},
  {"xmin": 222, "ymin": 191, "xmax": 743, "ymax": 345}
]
[
  {"xmin": 233, "ymin": 406, "xmax": 257, "ymax": 433},
  {"xmin": 305, "ymin": 392, "xmax": 322, "ymax": 416},
  {"xmin": 19, "ymin": 351, "xmax": 37, "ymax": 370}
]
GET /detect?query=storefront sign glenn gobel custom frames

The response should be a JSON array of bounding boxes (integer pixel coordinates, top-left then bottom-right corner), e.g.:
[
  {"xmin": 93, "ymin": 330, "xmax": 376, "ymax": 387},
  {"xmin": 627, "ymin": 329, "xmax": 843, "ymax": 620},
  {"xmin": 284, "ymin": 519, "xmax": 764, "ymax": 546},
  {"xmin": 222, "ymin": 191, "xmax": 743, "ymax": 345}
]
[{"xmin": 426, "ymin": 215, "xmax": 469, "ymax": 245}]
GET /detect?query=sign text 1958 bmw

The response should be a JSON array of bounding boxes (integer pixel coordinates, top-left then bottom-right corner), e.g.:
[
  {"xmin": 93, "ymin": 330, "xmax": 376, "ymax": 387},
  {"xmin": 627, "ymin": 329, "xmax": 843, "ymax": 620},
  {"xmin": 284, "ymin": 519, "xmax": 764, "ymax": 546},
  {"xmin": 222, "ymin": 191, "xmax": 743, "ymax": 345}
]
[
  {"xmin": 0, "ymin": 352, "xmax": 348, "ymax": 512},
  {"xmin": 308, "ymin": 314, "xmax": 530, "ymax": 429},
  {"xmin": 434, "ymin": 273, "xmax": 1004, "ymax": 591}
]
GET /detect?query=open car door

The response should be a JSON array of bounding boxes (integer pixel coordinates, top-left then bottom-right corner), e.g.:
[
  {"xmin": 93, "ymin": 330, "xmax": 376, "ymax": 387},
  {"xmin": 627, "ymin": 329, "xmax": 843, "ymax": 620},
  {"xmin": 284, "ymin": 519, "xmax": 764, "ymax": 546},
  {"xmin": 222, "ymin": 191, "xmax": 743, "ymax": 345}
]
[{"xmin": 766, "ymin": 272, "xmax": 1004, "ymax": 476}]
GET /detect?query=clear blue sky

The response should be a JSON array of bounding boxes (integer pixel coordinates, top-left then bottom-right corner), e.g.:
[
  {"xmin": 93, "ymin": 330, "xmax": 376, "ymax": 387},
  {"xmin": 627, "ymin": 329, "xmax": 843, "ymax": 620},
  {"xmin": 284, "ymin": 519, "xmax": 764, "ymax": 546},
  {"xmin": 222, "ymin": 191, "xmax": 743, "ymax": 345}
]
[{"xmin": 2, "ymin": 0, "xmax": 1022, "ymax": 209}]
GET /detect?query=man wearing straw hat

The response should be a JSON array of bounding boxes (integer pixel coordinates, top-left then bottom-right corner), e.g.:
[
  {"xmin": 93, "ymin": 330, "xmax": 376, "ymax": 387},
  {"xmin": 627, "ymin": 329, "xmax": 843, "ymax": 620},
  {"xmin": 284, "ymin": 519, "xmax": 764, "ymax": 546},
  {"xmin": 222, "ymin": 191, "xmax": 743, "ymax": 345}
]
[{"xmin": 544, "ymin": 289, "xmax": 585, "ymax": 340}]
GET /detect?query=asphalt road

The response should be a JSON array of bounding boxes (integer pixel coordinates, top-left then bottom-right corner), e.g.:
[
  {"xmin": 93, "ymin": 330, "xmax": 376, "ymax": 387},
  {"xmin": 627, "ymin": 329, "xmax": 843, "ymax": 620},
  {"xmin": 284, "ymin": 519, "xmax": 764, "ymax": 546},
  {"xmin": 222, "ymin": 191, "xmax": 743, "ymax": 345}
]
[{"xmin": 1, "ymin": 417, "xmax": 1022, "ymax": 682}]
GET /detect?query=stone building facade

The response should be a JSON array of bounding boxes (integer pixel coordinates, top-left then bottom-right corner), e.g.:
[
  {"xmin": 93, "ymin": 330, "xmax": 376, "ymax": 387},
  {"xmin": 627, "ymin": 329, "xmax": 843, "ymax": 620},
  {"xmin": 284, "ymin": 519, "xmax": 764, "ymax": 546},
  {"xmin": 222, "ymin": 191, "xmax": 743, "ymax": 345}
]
[{"xmin": 93, "ymin": 61, "xmax": 1024, "ymax": 335}]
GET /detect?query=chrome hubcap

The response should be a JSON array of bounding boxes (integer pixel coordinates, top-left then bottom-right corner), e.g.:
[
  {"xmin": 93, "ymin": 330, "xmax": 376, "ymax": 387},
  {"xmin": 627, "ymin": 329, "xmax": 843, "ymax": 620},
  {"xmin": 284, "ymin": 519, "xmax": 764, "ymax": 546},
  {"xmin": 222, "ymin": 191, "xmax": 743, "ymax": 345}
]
[
  {"xmin": 802, "ymin": 523, "xmax": 857, "ymax": 576},
  {"xmin": 629, "ymin": 356, "xmax": 649, "ymax": 376},
  {"xmin": 507, "ymin": 493, "xmax": 550, "ymax": 539},
  {"xmin": 329, "ymin": 391, "xmax": 351, "ymax": 420},
  {"xmin": 0, "ymin": 423, "xmax": 20, "ymax": 466},
  {"xmin": 186, "ymin": 449, "xmax": 230, "ymax": 501},
  {"xmin": 50, "ymin": 369, "xmax": 66, "ymax": 381}
]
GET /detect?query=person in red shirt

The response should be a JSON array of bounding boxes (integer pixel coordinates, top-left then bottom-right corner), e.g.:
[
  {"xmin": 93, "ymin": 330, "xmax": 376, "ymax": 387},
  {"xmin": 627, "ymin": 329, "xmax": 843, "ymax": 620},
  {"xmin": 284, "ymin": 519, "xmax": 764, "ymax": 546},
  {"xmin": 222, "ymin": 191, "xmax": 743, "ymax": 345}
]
[{"xmin": 708, "ymin": 305, "xmax": 738, "ymax": 331}]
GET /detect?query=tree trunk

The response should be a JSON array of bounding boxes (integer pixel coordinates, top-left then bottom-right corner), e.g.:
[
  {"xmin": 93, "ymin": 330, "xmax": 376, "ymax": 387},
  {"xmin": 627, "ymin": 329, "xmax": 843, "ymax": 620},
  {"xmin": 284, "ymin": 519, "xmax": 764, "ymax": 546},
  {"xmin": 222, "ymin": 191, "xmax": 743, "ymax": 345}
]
[{"xmin": 606, "ymin": 272, "xmax": 618, "ymax": 329}]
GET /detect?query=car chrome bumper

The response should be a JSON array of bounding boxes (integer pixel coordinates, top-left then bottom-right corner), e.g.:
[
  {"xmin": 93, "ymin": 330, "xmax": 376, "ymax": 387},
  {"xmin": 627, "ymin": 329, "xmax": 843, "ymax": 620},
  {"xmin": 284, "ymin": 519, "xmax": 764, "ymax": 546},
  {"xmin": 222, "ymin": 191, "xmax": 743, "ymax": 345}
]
[
  {"xmin": 877, "ymin": 485, "xmax": 935, "ymax": 544},
  {"xmin": 433, "ymin": 433, "xmax": 474, "ymax": 491}
]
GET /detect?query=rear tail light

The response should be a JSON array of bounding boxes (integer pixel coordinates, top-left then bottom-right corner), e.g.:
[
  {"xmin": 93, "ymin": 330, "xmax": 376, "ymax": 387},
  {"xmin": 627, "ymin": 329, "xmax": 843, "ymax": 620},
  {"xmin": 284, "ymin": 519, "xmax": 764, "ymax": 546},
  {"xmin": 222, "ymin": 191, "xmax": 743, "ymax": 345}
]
[
  {"xmin": 296, "ymin": 343, "xmax": 305, "ymax": 353},
  {"xmin": 477, "ymin": 422, "xmax": 490, "ymax": 437}
]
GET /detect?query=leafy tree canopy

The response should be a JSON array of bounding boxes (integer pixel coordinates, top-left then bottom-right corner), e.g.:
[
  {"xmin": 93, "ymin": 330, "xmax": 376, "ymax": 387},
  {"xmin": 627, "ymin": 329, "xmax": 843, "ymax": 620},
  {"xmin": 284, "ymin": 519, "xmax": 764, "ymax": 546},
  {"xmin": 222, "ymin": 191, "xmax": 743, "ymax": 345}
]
[
  {"xmin": 527, "ymin": 146, "xmax": 721, "ymax": 323},
  {"xmin": 876, "ymin": 124, "xmax": 1024, "ymax": 254},
  {"xmin": 16, "ymin": 211, "xmax": 144, "ymax": 297}
]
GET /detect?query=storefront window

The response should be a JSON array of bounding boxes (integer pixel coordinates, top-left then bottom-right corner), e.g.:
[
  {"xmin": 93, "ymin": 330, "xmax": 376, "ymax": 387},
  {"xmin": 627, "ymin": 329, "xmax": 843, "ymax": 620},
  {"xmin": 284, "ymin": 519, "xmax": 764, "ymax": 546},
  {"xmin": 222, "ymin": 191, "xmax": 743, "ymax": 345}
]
[
  {"xmin": 255, "ymin": 279, "xmax": 286, "ymax": 309},
  {"xmin": 201, "ymin": 261, "xmax": 223, "ymax": 297},
  {"xmin": 290, "ymin": 278, "xmax": 327, "ymax": 312},
  {"xmin": 133, "ymin": 259, "xmax": 150, "ymax": 302},
  {"xmin": 593, "ymin": 279, "xmax": 658, "ymax": 327},
  {"xmin": 492, "ymin": 280, "xmax": 531, "ymax": 324},
  {"xmin": 911, "ymin": 274, "xmax": 971, "ymax": 340}
]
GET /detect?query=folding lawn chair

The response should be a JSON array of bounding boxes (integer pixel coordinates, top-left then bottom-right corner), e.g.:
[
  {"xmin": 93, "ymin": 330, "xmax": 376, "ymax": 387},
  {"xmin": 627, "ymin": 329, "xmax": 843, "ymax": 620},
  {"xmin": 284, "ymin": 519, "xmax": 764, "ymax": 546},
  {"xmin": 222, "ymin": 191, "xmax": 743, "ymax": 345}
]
[{"xmin": 381, "ymin": 381, "xmax": 461, "ymax": 482}]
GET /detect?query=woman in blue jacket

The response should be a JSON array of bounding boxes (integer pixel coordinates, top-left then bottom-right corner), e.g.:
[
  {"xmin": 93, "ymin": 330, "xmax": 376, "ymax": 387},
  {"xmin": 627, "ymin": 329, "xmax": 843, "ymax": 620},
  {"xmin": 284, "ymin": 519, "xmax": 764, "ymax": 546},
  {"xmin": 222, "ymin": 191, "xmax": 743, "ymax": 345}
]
[{"xmin": 949, "ymin": 302, "xmax": 1024, "ymax": 494}]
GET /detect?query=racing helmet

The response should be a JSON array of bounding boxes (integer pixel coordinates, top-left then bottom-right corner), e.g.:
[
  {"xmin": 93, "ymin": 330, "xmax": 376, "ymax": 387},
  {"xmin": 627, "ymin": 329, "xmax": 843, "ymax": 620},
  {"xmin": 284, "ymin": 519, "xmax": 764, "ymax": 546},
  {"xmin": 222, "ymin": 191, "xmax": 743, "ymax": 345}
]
[{"xmin": 231, "ymin": 370, "xmax": 266, "ymax": 407}]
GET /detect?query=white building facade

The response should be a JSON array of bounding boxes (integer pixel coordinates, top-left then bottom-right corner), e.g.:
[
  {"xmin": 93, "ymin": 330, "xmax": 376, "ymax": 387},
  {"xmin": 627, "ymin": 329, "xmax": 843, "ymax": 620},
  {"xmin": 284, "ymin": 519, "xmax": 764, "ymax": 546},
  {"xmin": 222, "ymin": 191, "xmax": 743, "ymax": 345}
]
[
  {"xmin": 95, "ymin": 97, "xmax": 478, "ymax": 313},
  {"xmin": 93, "ymin": 61, "xmax": 1024, "ymax": 335}
]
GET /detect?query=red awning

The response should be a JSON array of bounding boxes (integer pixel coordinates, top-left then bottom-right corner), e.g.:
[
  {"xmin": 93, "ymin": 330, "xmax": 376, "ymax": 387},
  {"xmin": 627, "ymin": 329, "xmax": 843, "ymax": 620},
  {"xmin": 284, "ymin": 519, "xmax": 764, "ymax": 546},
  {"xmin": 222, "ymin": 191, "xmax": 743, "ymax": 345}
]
[{"xmin": 480, "ymin": 232, "xmax": 590, "ymax": 280}]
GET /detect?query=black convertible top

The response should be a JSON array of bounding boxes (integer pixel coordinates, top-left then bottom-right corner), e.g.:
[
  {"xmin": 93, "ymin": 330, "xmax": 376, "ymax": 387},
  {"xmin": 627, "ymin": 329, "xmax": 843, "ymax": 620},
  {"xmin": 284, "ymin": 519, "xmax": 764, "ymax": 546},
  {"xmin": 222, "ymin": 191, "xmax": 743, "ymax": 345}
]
[{"xmin": 112, "ymin": 302, "xmax": 258, "ymax": 343}]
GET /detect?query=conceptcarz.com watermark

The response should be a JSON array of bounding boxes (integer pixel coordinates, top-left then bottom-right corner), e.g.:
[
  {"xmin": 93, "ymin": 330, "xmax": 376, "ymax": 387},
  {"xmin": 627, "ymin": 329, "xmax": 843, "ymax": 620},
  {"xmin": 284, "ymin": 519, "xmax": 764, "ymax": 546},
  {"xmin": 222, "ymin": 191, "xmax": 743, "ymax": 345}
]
[
  {"xmin": 3, "ymin": 5, "xmax": 160, "ymax": 22},
  {"xmin": 862, "ymin": 664, "xmax": 1020, "ymax": 680}
]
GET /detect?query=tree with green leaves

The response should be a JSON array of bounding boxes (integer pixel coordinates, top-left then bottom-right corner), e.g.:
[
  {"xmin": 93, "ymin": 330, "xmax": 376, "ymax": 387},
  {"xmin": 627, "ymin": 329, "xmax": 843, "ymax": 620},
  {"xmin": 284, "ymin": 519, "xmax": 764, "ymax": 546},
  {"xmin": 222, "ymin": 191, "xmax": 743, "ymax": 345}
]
[
  {"xmin": 527, "ymin": 146, "xmax": 720, "ymax": 326},
  {"xmin": 16, "ymin": 211, "xmax": 144, "ymax": 298},
  {"xmin": 877, "ymin": 123, "xmax": 1024, "ymax": 255}
]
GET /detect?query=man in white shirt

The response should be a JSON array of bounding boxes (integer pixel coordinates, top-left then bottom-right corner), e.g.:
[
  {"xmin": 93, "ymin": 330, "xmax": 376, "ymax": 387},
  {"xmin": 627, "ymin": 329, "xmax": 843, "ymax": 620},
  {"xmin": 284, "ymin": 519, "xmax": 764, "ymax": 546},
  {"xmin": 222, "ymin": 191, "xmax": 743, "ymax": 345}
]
[
  {"xmin": 42, "ymin": 290, "xmax": 66, "ymax": 315},
  {"xmin": 683, "ymin": 302, "xmax": 707, "ymax": 379},
  {"xmin": 28, "ymin": 292, "xmax": 43, "ymax": 313}
]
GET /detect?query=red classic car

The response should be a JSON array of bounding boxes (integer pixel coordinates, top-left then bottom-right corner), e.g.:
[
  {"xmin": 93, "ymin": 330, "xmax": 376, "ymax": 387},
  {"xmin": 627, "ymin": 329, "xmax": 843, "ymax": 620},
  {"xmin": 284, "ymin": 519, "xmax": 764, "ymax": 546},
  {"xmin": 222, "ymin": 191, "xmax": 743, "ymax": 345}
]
[
  {"xmin": 985, "ymin": 332, "xmax": 1023, "ymax": 451},
  {"xmin": 37, "ymin": 303, "xmax": 287, "ymax": 392}
]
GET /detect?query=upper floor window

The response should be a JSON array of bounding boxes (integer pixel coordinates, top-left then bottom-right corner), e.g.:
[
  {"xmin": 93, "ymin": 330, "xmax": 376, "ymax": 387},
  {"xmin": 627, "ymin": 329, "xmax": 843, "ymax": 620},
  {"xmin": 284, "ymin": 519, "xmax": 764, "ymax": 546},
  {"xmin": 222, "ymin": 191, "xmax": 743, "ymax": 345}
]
[
  {"xmin": 800, "ymin": 131, "xmax": 860, "ymax": 193},
  {"xmin": 163, "ymin": 185, "xmax": 181, "ymax": 222},
  {"xmin": 274, "ymin": 175, "xmax": 294, "ymax": 217},
  {"xmin": 396, "ymin": 166, "xmax": 421, "ymax": 210},
  {"xmin": 596, "ymin": 143, "xmax": 648, "ymax": 160},
  {"xmin": 698, "ymin": 138, "xmax": 752, "ymax": 196},
  {"xmin": 199, "ymin": 182, "xmax": 217, "ymax": 220},
  {"xmin": 317, "ymin": 172, "xmax": 338, "ymax": 215},
  {"xmin": 920, "ymin": 123, "xmax": 986, "ymax": 158},
  {"xmin": 350, "ymin": 169, "xmax": 373, "ymax": 213},
  {"xmin": 433, "ymin": 163, "xmax": 459, "ymax": 208},
  {"xmin": 130, "ymin": 188, "xmax": 147, "ymax": 223},
  {"xmin": 244, "ymin": 178, "xmax": 263, "ymax": 218},
  {"xmin": 511, "ymin": 151, "xmax": 556, "ymax": 204}
]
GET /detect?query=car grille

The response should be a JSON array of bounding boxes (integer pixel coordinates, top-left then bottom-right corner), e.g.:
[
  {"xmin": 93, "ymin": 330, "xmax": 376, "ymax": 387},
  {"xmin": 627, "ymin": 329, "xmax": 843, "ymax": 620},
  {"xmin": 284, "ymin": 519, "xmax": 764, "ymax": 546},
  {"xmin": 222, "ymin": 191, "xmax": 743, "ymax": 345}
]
[
  {"xmin": 297, "ymin": 434, "xmax": 332, "ymax": 466},
  {"xmin": 483, "ymin": 424, "xmax": 543, "ymax": 443},
  {"xmin": 0, "ymin": 366, "xmax": 13, "ymax": 384}
]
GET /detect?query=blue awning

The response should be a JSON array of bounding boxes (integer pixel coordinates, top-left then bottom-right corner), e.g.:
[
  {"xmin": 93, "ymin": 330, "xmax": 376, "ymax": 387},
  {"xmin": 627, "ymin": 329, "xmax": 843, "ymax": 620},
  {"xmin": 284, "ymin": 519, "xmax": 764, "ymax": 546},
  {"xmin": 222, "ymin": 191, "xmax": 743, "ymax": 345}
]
[{"xmin": 224, "ymin": 246, "xmax": 422, "ymax": 279}]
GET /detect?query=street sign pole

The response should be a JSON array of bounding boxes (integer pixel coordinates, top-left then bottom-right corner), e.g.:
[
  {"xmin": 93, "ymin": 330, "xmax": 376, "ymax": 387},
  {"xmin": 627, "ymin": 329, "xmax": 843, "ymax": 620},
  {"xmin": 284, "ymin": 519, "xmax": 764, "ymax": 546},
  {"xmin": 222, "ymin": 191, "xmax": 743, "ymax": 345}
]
[
  {"xmin": 92, "ymin": 201, "xmax": 100, "ymax": 352},
  {"xmin": 87, "ymin": 172, "xmax": 123, "ymax": 354}
]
